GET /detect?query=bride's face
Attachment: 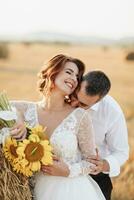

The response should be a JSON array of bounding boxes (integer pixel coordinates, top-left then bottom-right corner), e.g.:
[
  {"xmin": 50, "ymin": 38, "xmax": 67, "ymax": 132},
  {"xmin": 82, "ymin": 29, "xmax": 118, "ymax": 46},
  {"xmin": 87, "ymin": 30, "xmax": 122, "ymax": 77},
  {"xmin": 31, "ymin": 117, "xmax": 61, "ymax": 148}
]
[{"xmin": 54, "ymin": 62, "xmax": 79, "ymax": 95}]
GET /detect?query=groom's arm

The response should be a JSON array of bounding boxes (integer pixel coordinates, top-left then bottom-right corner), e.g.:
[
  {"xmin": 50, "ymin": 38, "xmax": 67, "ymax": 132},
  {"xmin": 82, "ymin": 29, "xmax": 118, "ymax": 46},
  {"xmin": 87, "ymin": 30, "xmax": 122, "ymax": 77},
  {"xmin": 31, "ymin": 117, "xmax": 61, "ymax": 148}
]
[
  {"xmin": 104, "ymin": 112, "xmax": 129, "ymax": 177},
  {"xmin": 88, "ymin": 112, "xmax": 129, "ymax": 177}
]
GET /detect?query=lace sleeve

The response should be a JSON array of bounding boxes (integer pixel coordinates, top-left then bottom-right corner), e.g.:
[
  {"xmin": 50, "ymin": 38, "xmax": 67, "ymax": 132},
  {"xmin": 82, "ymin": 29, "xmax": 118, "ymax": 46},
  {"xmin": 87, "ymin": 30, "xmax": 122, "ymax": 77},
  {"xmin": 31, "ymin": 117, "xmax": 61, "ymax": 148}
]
[
  {"xmin": 78, "ymin": 111, "xmax": 96, "ymax": 158},
  {"xmin": 10, "ymin": 101, "xmax": 37, "ymax": 127},
  {"xmin": 10, "ymin": 101, "xmax": 28, "ymax": 120},
  {"xmin": 67, "ymin": 111, "xmax": 96, "ymax": 177}
]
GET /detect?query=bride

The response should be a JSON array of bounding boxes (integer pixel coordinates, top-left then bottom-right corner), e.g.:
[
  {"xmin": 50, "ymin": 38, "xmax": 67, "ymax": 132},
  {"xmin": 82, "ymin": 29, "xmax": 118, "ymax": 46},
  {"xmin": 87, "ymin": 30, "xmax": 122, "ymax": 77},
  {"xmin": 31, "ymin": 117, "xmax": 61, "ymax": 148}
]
[{"xmin": 11, "ymin": 54, "xmax": 105, "ymax": 200}]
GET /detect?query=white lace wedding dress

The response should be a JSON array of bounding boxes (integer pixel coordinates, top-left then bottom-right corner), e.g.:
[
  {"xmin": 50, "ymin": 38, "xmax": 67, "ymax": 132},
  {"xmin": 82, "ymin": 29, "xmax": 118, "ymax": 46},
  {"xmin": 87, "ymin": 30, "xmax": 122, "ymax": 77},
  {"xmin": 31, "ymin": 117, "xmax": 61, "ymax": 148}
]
[{"xmin": 11, "ymin": 101, "xmax": 105, "ymax": 200}]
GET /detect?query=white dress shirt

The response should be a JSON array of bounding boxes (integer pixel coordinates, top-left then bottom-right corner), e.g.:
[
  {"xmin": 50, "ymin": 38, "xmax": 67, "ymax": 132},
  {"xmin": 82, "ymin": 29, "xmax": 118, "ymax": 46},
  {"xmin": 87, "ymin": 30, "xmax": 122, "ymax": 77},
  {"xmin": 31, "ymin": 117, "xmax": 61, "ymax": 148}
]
[{"xmin": 89, "ymin": 95, "xmax": 129, "ymax": 177}]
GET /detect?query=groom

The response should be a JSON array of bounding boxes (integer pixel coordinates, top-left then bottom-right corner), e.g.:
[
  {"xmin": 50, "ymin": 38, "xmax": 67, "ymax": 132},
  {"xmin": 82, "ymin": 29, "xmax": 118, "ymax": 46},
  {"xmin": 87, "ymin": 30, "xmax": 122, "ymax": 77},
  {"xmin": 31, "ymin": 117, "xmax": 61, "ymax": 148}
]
[
  {"xmin": 71, "ymin": 70, "xmax": 129, "ymax": 200},
  {"xmin": 41, "ymin": 70, "xmax": 129, "ymax": 200}
]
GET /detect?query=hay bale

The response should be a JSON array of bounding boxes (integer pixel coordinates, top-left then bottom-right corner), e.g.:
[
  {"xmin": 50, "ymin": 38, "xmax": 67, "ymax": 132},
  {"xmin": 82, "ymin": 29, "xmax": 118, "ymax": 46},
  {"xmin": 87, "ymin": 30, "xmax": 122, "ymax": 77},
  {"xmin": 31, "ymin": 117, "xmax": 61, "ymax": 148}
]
[
  {"xmin": 126, "ymin": 52, "xmax": 134, "ymax": 61},
  {"xmin": 0, "ymin": 44, "xmax": 9, "ymax": 59},
  {"xmin": 0, "ymin": 146, "xmax": 32, "ymax": 200}
]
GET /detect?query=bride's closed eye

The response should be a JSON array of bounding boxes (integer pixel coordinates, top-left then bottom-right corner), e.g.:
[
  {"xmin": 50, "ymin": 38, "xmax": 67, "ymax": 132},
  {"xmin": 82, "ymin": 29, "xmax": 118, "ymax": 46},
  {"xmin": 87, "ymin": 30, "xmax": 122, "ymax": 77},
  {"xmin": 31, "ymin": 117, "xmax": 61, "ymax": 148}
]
[
  {"xmin": 65, "ymin": 70, "xmax": 78, "ymax": 78},
  {"xmin": 66, "ymin": 70, "xmax": 72, "ymax": 75}
]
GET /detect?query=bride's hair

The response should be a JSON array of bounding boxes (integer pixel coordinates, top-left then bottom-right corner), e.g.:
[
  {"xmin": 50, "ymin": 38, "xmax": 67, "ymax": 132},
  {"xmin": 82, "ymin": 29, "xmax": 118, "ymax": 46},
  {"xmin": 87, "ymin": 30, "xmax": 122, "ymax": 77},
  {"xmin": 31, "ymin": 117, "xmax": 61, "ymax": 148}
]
[{"xmin": 37, "ymin": 54, "xmax": 85, "ymax": 97}]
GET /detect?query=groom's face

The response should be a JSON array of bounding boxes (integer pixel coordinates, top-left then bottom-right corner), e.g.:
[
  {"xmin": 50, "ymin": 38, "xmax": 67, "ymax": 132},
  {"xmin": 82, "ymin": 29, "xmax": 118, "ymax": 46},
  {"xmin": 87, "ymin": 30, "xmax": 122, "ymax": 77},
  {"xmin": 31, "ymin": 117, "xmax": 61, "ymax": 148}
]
[{"xmin": 72, "ymin": 81, "xmax": 101, "ymax": 109}]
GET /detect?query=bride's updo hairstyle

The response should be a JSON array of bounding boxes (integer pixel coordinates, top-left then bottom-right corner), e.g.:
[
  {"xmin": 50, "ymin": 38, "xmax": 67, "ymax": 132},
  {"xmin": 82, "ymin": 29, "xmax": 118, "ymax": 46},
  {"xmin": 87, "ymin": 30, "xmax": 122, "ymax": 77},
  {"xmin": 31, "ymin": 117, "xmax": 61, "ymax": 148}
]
[{"xmin": 38, "ymin": 54, "xmax": 85, "ymax": 97}]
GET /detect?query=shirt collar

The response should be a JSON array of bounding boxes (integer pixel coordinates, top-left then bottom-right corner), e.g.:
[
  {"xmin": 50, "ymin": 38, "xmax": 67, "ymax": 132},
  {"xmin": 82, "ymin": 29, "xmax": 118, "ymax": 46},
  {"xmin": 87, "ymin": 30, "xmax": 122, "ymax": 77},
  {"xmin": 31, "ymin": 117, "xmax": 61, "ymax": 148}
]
[{"xmin": 90, "ymin": 101, "xmax": 100, "ymax": 111}]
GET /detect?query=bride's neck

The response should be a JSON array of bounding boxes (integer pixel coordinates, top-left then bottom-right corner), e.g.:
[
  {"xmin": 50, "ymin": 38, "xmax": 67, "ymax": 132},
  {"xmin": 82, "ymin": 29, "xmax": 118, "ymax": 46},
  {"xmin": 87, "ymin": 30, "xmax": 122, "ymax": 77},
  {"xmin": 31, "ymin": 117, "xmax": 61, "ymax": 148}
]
[{"xmin": 42, "ymin": 90, "xmax": 67, "ymax": 111}]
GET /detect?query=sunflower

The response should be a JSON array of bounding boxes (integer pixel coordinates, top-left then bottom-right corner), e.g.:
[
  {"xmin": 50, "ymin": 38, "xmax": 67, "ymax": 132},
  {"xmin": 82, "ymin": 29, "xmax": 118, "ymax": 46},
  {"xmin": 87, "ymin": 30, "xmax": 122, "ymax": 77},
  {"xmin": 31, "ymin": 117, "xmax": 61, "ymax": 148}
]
[
  {"xmin": 16, "ymin": 134, "xmax": 53, "ymax": 176},
  {"xmin": 3, "ymin": 137, "xmax": 24, "ymax": 173},
  {"xmin": 14, "ymin": 161, "xmax": 33, "ymax": 177},
  {"xmin": 30, "ymin": 125, "xmax": 48, "ymax": 140},
  {"xmin": 3, "ymin": 137, "xmax": 18, "ymax": 162}
]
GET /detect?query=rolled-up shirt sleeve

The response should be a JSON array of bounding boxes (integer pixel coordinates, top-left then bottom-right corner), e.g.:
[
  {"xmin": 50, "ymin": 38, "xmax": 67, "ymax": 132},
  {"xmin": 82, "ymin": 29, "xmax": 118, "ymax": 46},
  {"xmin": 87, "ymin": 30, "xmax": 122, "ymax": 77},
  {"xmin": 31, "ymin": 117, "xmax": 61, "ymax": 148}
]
[{"xmin": 104, "ymin": 112, "xmax": 129, "ymax": 177}]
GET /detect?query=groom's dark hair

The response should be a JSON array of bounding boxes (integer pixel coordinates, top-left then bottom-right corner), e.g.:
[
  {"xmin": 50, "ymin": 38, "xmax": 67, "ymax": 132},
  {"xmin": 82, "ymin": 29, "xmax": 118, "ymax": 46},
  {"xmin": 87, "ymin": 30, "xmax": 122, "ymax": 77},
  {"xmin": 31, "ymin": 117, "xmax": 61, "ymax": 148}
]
[{"xmin": 82, "ymin": 70, "xmax": 111, "ymax": 97}]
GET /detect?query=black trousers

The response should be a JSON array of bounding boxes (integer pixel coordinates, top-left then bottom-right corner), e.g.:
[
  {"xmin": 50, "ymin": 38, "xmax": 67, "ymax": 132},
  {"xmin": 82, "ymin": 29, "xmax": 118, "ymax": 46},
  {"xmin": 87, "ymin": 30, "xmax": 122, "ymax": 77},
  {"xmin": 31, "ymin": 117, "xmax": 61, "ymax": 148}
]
[{"xmin": 90, "ymin": 173, "xmax": 113, "ymax": 200}]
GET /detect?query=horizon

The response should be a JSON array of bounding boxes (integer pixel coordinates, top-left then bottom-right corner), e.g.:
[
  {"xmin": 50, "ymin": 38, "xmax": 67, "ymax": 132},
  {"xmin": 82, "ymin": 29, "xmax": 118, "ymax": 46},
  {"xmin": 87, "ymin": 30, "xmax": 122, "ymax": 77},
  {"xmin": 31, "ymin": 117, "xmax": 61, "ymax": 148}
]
[{"xmin": 0, "ymin": 30, "xmax": 134, "ymax": 40}]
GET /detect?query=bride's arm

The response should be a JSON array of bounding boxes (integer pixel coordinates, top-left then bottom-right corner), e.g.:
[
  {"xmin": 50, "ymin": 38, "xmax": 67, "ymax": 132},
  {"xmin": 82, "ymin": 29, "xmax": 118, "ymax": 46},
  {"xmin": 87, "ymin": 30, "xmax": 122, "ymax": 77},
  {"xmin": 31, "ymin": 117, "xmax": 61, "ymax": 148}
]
[
  {"xmin": 40, "ymin": 111, "xmax": 97, "ymax": 177},
  {"xmin": 66, "ymin": 111, "xmax": 97, "ymax": 177},
  {"xmin": 41, "ymin": 111, "xmax": 97, "ymax": 178},
  {"xmin": 0, "ymin": 101, "xmax": 29, "ymax": 144},
  {"xmin": 10, "ymin": 100, "xmax": 37, "ymax": 138},
  {"xmin": 10, "ymin": 100, "xmax": 28, "ymax": 120}
]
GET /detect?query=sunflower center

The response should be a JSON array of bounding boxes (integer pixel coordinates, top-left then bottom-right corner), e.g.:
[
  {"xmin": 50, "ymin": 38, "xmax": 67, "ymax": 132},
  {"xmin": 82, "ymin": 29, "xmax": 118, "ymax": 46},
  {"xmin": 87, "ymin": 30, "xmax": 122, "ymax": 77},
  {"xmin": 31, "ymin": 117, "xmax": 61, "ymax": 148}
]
[
  {"xmin": 10, "ymin": 145, "xmax": 18, "ymax": 158},
  {"xmin": 24, "ymin": 142, "xmax": 44, "ymax": 162}
]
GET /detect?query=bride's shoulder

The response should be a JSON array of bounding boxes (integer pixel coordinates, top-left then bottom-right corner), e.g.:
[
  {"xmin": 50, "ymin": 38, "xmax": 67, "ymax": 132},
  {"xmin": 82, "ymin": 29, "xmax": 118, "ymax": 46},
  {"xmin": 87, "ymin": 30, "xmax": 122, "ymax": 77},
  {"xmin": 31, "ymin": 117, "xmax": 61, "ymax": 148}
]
[{"xmin": 10, "ymin": 100, "xmax": 37, "ymax": 112}]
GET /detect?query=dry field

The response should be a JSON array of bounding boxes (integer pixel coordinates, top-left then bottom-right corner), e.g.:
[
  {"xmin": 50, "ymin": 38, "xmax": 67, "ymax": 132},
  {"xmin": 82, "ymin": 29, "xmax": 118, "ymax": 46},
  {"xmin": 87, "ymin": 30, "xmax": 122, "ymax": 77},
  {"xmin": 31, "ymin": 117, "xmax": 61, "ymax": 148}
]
[{"xmin": 0, "ymin": 43, "xmax": 134, "ymax": 200}]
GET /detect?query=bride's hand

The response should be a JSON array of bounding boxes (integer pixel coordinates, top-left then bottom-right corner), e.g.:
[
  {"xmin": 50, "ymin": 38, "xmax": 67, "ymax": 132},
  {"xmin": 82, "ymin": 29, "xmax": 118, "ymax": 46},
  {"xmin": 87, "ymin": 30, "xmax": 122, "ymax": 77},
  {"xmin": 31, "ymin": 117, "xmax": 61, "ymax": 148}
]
[
  {"xmin": 10, "ymin": 109, "xmax": 27, "ymax": 141},
  {"xmin": 10, "ymin": 122, "xmax": 27, "ymax": 141},
  {"xmin": 41, "ymin": 160, "xmax": 70, "ymax": 177}
]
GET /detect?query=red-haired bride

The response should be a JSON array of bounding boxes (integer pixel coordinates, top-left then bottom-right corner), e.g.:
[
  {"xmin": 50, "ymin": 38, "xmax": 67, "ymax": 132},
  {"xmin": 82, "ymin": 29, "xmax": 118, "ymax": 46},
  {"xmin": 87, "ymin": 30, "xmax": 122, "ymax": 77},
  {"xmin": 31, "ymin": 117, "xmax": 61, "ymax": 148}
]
[{"xmin": 11, "ymin": 54, "xmax": 105, "ymax": 200}]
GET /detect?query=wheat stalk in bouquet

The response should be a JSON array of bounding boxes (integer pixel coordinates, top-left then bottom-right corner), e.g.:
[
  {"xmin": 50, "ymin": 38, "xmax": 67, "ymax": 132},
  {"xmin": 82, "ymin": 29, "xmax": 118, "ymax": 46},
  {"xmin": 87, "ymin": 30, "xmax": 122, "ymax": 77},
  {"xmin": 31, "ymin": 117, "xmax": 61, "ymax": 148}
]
[
  {"xmin": 0, "ymin": 92, "xmax": 32, "ymax": 200},
  {"xmin": 0, "ymin": 92, "xmax": 15, "ymax": 128}
]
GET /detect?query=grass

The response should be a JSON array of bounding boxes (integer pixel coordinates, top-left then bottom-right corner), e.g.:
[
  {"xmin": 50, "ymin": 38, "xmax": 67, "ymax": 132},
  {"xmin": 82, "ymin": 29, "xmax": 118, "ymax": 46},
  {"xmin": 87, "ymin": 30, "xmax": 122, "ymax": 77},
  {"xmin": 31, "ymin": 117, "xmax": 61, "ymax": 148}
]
[{"xmin": 0, "ymin": 43, "xmax": 134, "ymax": 200}]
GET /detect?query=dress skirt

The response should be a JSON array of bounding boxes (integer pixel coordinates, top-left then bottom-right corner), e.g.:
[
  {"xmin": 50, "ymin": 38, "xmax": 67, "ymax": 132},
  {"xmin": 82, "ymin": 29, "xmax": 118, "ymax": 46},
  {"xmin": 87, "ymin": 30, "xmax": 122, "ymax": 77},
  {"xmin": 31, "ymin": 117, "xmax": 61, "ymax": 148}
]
[{"xmin": 34, "ymin": 173, "xmax": 105, "ymax": 200}]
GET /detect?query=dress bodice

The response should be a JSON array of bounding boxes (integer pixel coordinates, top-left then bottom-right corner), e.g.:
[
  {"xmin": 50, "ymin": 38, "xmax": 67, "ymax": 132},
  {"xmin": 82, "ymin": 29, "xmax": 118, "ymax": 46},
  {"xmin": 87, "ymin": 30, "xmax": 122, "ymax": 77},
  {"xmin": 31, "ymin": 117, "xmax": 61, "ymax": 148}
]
[{"xmin": 11, "ymin": 101, "xmax": 96, "ymax": 177}]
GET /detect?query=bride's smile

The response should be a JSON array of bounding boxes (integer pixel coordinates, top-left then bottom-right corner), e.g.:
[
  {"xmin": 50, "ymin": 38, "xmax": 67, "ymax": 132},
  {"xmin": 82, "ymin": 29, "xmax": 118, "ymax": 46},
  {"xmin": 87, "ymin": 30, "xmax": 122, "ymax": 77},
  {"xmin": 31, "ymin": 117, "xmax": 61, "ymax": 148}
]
[{"xmin": 54, "ymin": 61, "xmax": 79, "ymax": 95}]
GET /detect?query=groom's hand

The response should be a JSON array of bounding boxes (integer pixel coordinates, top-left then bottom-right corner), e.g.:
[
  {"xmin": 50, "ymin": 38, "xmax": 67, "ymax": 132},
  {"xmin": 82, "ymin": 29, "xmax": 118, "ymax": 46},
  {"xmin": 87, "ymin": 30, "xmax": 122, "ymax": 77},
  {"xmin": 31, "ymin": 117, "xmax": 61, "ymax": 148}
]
[
  {"xmin": 88, "ymin": 157, "xmax": 109, "ymax": 175},
  {"xmin": 41, "ymin": 158, "xmax": 70, "ymax": 177},
  {"xmin": 87, "ymin": 149, "xmax": 110, "ymax": 175}
]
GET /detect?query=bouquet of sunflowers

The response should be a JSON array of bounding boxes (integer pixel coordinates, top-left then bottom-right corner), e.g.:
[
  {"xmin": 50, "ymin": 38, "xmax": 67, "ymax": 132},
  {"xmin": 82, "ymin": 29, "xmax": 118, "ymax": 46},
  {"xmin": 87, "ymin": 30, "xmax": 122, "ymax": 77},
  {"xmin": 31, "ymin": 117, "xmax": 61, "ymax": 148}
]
[{"xmin": 0, "ymin": 92, "xmax": 53, "ymax": 200}]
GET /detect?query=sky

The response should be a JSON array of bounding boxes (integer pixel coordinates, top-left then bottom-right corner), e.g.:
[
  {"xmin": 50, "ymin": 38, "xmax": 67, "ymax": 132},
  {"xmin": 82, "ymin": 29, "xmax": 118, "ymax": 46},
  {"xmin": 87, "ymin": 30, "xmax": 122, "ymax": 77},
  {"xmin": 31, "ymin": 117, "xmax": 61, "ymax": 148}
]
[{"xmin": 0, "ymin": 0, "xmax": 134, "ymax": 39}]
